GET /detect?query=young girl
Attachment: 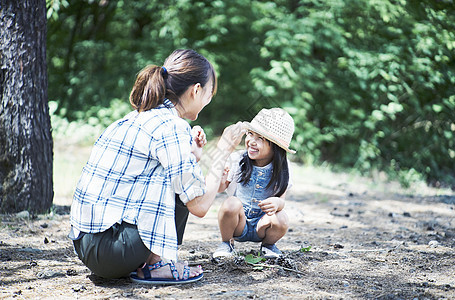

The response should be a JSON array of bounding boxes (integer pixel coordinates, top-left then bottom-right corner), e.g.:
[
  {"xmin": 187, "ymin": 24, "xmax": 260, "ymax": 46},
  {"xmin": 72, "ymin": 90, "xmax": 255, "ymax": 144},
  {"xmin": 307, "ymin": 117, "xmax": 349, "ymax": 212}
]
[
  {"xmin": 214, "ymin": 108, "xmax": 296, "ymax": 258},
  {"xmin": 69, "ymin": 49, "xmax": 245, "ymax": 284}
]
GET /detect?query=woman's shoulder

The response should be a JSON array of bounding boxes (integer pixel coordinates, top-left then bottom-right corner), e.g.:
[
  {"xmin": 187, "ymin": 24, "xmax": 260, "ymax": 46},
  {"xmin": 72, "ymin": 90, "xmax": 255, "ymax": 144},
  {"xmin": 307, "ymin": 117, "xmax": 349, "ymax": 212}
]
[{"xmin": 140, "ymin": 109, "xmax": 190, "ymax": 134}]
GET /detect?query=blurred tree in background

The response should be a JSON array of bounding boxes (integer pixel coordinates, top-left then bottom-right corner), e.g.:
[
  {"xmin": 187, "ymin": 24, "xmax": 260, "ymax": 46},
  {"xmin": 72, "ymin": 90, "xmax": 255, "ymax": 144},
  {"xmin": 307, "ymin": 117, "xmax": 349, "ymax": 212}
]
[{"xmin": 47, "ymin": 0, "xmax": 455, "ymax": 188}]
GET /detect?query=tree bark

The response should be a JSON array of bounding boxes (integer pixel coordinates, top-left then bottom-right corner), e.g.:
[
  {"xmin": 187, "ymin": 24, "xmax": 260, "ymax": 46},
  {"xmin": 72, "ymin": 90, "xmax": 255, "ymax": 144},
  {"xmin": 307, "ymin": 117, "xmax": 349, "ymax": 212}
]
[{"xmin": 0, "ymin": 0, "xmax": 53, "ymax": 213}]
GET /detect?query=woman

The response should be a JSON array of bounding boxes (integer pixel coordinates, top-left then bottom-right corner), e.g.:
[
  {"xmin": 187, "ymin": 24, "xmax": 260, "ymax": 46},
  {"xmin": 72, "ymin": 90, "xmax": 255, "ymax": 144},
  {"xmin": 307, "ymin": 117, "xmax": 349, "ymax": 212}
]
[{"xmin": 69, "ymin": 49, "xmax": 244, "ymax": 284}]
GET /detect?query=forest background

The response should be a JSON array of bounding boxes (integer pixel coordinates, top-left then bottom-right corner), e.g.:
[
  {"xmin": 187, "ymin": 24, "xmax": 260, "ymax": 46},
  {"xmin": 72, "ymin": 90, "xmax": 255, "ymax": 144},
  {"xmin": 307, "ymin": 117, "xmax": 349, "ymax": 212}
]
[{"xmin": 47, "ymin": 0, "xmax": 455, "ymax": 189}]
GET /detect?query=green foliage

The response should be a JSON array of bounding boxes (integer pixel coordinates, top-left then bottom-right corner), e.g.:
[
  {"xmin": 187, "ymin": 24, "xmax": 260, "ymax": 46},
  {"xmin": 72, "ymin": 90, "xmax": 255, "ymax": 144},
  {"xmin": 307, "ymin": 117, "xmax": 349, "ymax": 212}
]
[
  {"xmin": 49, "ymin": 99, "xmax": 129, "ymax": 144},
  {"xmin": 299, "ymin": 246, "xmax": 312, "ymax": 252},
  {"xmin": 47, "ymin": 0, "xmax": 263, "ymax": 134},
  {"xmin": 244, "ymin": 253, "xmax": 266, "ymax": 265},
  {"xmin": 244, "ymin": 253, "xmax": 266, "ymax": 270},
  {"xmin": 249, "ymin": 0, "xmax": 455, "ymax": 187},
  {"xmin": 47, "ymin": 0, "xmax": 455, "ymax": 188}
]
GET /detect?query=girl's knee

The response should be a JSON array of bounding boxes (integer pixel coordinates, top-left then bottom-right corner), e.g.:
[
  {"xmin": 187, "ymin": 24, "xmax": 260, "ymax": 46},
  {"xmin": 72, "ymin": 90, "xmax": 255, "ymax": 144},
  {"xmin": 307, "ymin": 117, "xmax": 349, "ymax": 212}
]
[
  {"xmin": 219, "ymin": 196, "xmax": 243, "ymax": 215},
  {"xmin": 272, "ymin": 211, "xmax": 289, "ymax": 230}
]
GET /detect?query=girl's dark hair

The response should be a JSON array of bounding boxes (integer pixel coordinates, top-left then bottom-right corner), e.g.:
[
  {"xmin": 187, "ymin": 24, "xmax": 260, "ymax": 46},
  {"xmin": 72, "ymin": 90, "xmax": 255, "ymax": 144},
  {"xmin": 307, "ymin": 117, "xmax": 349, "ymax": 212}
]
[
  {"xmin": 129, "ymin": 49, "xmax": 217, "ymax": 112},
  {"xmin": 238, "ymin": 143, "xmax": 289, "ymax": 197}
]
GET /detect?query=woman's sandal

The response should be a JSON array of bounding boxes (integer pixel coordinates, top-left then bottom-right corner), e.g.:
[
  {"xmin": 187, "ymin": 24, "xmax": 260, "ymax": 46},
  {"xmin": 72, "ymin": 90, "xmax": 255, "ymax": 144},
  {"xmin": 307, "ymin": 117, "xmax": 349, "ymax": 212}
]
[{"xmin": 130, "ymin": 260, "xmax": 203, "ymax": 285}]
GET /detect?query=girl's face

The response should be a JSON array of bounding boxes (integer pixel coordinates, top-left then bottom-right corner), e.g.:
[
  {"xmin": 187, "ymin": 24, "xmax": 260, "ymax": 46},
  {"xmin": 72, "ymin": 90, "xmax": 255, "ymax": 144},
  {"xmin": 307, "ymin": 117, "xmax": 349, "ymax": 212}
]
[
  {"xmin": 179, "ymin": 79, "xmax": 213, "ymax": 121},
  {"xmin": 245, "ymin": 130, "xmax": 274, "ymax": 167}
]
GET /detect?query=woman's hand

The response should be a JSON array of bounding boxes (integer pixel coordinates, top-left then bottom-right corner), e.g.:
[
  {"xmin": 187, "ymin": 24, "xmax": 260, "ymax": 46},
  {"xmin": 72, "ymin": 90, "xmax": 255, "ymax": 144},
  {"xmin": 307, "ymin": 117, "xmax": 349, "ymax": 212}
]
[
  {"xmin": 191, "ymin": 125, "xmax": 207, "ymax": 162},
  {"xmin": 217, "ymin": 122, "xmax": 245, "ymax": 154}
]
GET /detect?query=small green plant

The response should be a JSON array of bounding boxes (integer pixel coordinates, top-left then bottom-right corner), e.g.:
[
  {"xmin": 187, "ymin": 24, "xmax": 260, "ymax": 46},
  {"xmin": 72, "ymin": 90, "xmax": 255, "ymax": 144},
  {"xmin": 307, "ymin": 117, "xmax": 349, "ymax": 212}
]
[
  {"xmin": 244, "ymin": 253, "xmax": 266, "ymax": 270},
  {"xmin": 244, "ymin": 253, "xmax": 265, "ymax": 264},
  {"xmin": 243, "ymin": 252, "xmax": 305, "ymax": 275},
  {"xmin": 299, "ymin": 246, "xmax": 312, "ymax": 252}
]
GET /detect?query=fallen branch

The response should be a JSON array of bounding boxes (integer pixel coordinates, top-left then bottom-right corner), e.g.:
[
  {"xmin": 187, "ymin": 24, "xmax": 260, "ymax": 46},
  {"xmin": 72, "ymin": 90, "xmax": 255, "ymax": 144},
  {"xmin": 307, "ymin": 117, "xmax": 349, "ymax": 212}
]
[
  {"xmin": 188, "ymin": 260, "xmax": 209, "ymax": 266},
  {"xmin": 249, "ymin": 263, "xmax": 305, "ymax": 275}
]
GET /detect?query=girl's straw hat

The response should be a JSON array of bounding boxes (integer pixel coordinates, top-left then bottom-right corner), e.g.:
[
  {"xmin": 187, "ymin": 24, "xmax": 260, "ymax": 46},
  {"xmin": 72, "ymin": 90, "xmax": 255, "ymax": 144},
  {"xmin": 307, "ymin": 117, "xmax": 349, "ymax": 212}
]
[{"xmin": 244, "ymin": 108, "xmax": 296, "ymax": 154}]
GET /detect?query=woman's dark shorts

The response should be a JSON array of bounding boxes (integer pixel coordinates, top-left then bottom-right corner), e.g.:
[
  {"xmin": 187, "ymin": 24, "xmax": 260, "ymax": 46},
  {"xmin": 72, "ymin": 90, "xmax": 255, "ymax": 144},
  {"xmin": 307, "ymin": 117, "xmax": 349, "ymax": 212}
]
[{"xmin": 73, "ymin": 222, "xmax": 151, "ymax": 279}]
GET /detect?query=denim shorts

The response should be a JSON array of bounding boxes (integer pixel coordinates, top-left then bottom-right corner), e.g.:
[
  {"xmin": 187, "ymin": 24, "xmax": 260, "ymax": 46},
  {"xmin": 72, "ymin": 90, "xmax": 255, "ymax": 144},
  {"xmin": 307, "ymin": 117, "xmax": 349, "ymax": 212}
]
[{"xmin": 234, "ymin": 209, "xmax": 265, "ymax": 243}]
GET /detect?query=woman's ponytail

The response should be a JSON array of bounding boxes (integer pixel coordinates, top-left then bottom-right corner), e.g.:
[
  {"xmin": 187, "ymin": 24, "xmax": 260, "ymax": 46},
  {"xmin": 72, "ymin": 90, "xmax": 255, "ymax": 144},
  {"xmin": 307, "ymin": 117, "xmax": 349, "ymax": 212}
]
[{"xmin": 129, "ymin": 65, "xmax": 166, "ymax": 112}]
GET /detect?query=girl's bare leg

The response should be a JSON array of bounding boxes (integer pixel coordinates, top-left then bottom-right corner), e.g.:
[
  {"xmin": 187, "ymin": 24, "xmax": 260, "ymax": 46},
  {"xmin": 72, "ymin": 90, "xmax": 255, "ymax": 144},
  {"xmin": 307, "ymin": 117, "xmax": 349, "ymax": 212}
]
[
  {"xmin": 218, "ymin": 196, "xmax": 246, "ymax": 241},
  {"xmin": 256, "ymin": 210, "xmax": 289, "ymax": 244}
]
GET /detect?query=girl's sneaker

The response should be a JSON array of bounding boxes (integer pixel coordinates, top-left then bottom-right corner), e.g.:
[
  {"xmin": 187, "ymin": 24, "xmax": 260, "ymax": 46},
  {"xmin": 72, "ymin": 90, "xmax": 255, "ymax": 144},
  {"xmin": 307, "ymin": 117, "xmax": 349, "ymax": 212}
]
[
  {"xmin": 260, "ymin": 243, "xmax": 282, "ymax": 258},
  {"xmin": 213, "ymin": 241, "xmax": 234, "ymax": 258}
]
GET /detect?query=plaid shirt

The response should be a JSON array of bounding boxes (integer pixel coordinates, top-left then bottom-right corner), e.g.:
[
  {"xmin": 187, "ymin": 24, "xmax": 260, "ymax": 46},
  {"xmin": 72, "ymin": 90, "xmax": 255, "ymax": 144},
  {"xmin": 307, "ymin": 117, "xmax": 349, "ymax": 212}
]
[{"xmin": 70, "ymin": 99, "xmax": 205, "ymax": 261}]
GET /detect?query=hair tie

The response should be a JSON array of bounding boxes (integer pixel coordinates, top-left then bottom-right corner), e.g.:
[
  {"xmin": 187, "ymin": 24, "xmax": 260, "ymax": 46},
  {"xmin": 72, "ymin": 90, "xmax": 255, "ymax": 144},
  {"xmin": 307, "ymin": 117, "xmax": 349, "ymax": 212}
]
[{"xmin": 161, "ymin": 66, "xmax": 168, "ymax": 79}]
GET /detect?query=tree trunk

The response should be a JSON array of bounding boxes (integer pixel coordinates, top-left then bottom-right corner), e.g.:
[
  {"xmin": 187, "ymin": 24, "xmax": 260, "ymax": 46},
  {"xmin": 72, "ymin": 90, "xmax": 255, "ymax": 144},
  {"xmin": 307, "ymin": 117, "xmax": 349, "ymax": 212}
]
[{"xmin": 0, "ymin": 0, "xmax": 53, "ymax": 213}]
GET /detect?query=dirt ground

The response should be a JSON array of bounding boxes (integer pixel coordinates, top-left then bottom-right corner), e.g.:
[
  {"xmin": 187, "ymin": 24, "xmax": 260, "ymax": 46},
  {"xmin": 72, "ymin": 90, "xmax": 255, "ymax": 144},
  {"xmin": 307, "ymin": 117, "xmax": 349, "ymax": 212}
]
[{"xmin": 1, "ymin": 163, "xmax": 454, "ymax": 299}]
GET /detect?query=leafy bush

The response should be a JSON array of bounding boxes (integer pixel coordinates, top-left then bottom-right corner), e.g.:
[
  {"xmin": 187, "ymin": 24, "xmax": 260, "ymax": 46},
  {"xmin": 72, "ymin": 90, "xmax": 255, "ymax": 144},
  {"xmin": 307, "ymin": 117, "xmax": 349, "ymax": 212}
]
[
  {"xmin": 49, "ymin": 99, "xmax": 130, "ymax": 144},
  {"xmin": 249, "ymin": 0, "xmax": 455, "ymax": 188},
  {"xmin": 47, "ymin": 0, "xmax": 455, "ymax": 188}
]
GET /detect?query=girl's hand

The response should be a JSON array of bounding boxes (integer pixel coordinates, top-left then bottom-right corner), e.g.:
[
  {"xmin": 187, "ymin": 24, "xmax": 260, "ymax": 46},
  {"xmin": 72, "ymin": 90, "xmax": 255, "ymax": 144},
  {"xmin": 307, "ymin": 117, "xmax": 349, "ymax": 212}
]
[
  {"xmin": 218, "ymin": 166, "xmax": 230, "ymax": 193},
  {"xmin": 258, "ymin": 198, "xmax": 280, "ymax": 216},
  {"xmin": 217, "ymin": 122, "xmax": 245, "ymax": 153},
  {"xmin": 191, "ymin": 125, "xmax": 206, "ymax": 162},
  {"xmin": 220, "ymin": 166, "xmax": 230, "ymax": 183},
  {"xmin": 191, "ymin": 125, "xmax": 207, "ymax": 148}
]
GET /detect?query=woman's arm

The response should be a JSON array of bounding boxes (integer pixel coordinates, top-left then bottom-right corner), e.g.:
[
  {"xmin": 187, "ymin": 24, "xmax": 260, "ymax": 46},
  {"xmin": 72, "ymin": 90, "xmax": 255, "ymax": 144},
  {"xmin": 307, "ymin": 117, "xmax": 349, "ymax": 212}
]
[{"xmin": 186, "ymin": 122, "xmax": 244, "ymax": 217}]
